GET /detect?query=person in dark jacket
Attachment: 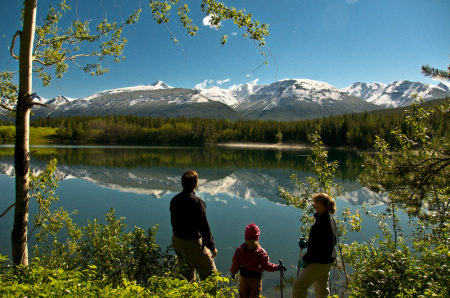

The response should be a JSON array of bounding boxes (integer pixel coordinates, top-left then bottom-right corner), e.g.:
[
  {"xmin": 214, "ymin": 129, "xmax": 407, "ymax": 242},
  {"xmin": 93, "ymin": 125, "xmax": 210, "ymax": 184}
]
[
  {"xmin": 292, "ymin": 193, "xmax": 337, "ymax": 298},
  {"xmin": 230, "ymin": 223, "xmax": 286, "ymax": 298},
  {"xmin": 170, "ymin": 170, "xmax": 217, "ymax": 281}
]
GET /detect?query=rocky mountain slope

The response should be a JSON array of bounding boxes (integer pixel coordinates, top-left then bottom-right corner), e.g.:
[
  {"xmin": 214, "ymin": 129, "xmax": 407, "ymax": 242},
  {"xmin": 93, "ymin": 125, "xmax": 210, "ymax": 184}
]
[{"xmin": 31, "ymin": 79, "xmax": 449, "ymax": 121}]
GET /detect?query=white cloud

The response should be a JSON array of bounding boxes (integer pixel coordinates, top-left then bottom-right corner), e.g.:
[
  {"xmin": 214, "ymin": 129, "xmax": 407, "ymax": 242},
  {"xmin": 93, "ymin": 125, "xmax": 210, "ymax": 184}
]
[
  {"xmin": 202, "ymin": 14, "xmax": 220, "ymax": 29},
  {"xmin": 217, "ymin": 78, "xmax": 230, "ymax": 85},
  {"xmin": 195, "ymin": 78, "xmax": 231, "ymax": 89},
  {"xmin": 195, "ymin": 79, "xmax": 209, "ymax": 89},
  {"xmin": 231, "ymin": 32, "xmax": 237, "ymax": 36},
  {"xmin": 245, "ymin": 74, "xmax": 252, "ymax": 77}
]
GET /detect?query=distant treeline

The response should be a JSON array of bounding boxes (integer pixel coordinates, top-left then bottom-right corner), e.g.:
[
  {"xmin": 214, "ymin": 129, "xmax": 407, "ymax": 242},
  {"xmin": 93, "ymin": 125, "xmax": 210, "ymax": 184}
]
[{"xmin": 1, "ymin": 102, "xmax": 448, "ymax": 148}]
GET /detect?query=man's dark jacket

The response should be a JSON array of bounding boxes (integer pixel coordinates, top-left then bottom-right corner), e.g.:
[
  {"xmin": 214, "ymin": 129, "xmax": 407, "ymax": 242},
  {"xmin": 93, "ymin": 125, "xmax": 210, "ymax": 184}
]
[{"xmin": 170, "ymin": 189, "xmax": 215, "ymax": 251}]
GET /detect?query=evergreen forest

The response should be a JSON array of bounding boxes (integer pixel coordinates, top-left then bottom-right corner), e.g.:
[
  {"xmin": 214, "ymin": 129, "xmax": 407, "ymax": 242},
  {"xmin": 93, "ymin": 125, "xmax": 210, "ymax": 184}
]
[{"xmin": 1, "ymin": 98, "xmax": 447, "ymax": 149}]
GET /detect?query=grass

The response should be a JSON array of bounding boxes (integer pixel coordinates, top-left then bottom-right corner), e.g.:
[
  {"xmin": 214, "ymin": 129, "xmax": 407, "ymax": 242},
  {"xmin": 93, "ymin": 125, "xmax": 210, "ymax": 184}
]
[{"xmin": 0, "ymin": 126, "xmax": 58, "ymax": 145}]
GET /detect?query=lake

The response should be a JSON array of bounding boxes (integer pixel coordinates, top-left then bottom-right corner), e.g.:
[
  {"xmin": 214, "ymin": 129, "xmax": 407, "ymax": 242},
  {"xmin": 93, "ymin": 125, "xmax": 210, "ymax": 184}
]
[{"xmin": 0, "ymin": 145, "xmax": 392, "ymax": 297}]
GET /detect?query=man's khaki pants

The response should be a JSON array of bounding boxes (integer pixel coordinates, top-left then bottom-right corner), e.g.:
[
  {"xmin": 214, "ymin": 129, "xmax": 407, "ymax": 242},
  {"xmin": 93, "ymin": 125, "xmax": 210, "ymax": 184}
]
[
  {"xmin": 292, "ymin": 262, "xmax": 333, "ymax": 298},
  {"xmin": 172, "ymin": 234, "xmax": 216, "ymax": 282}
]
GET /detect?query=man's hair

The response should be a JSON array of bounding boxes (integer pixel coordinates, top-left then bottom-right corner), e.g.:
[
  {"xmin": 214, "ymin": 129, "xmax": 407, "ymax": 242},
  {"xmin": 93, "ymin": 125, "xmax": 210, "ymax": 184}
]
[{"xmin": 182, "ymin": 170, "xmax": 198, "ymax": 190}]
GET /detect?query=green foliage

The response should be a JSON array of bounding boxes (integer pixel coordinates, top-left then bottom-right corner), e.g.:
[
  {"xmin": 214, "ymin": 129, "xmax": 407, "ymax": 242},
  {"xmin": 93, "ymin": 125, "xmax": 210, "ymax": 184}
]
[
  {"xmin": 29, "ymin": 158, "xmax": 62, "ymax": 240},
  {"xmin": 0, "ymin": 71, "xmax": 18, "ymax": 115},
  {"xmin": 360, "ymin": 99, "xmax": 449, "ymax": 227},
  {"xmin": 74, "ymin": 210, "xmax": 177, "ymax": 286},
  {"xmin": 348, "ymin": 99, "xmax": 450, "ymax": 297},
  {"xmin": 200, "ymin": 0, "xmax": 269, "ymax": 47},
  {"xmin": 0, "ymin": 126, "xmax": 16, "ymax": 141},
  {"xmin": 149, "ymin": 0, "xmax": 269, "ymax": 51},
  {"xmin": 0, "ymin": 256, "xmax": 237, "ymax": 297},
  {"xmin": 345, "ymin": 228, "xmax": 450, "ymax": 297},
  {"xmin": 1, "ymin": 202, "xmax": 238, "ymax": 296}
]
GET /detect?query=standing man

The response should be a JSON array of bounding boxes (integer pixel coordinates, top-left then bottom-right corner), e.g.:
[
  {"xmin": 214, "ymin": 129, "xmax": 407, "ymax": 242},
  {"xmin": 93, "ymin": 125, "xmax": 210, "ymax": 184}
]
[{"xmin": 170, "ymin": 170, "xmax": 218, "ymax": 281}]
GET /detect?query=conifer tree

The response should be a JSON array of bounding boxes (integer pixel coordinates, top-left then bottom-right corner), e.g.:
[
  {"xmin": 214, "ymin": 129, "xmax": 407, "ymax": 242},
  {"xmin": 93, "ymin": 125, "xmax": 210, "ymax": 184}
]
[{"xmin": 421, "ymin": 57, "xmax": 450, "ymax": 81}]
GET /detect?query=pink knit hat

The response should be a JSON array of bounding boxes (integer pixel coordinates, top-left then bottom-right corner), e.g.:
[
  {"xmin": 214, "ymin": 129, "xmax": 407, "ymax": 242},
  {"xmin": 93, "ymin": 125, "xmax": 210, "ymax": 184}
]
[{"xmin": 245, "ymin": 223, "xmax": 260, "ymax": 241}]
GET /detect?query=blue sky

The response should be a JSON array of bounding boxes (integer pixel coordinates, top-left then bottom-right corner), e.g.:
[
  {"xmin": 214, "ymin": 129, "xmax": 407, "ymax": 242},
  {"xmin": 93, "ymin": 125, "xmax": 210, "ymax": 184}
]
[{"xmin": 1, "ymin": 0, "xmax": 449, "ymax": 100}]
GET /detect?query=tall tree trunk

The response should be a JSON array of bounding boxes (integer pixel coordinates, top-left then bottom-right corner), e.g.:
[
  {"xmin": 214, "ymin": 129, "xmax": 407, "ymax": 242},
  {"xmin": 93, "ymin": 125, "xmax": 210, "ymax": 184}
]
[{"xmin": 11, "ymin": 0, "xmax": 37, "ymax": 266}]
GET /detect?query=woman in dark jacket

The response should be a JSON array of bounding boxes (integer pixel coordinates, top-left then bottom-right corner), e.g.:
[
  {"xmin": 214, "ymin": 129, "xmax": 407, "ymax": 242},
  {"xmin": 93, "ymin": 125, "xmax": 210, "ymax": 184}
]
[{"xmin": 292, "ymin": 193, "xmax": 337, "ymax": 298}]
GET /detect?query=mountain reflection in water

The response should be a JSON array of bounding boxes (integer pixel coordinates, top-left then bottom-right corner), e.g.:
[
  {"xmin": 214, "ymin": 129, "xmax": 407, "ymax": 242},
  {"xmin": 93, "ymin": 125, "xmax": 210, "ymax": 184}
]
[{"xmin": 0, "ymin": 145, "xmax": 374, "ymax": 205}]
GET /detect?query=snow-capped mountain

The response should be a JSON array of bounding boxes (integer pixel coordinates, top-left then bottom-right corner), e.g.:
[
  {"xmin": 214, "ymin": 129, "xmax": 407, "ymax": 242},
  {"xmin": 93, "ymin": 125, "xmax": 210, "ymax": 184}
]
[
  {"xmin": 45, "ymin": 95, "xmax": 75, "ymax": 107},
  {"xmin": 198, "ymin": 79, "xmax": 381, "ymax": 120},
  {"xmin": 30, "ymin": 79, "xmax": 449, "ymax": 121},
  {"xmin": 33, "ymin": 83, "xmax": 244, "ymax": 120},
  {"xmin": 198, "ymin": 79, "xmax": 353, "ymax": 106},
  {"xmin": 343, "ymin": 80, "xmax": 450, "ymax": 108}
]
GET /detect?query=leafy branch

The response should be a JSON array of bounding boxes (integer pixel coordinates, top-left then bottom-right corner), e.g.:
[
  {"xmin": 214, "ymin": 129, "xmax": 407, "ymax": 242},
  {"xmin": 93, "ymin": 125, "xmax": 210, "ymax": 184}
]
[{"xmin": 9, "ymin": 0, "xmax": 141, "ymax": 87}]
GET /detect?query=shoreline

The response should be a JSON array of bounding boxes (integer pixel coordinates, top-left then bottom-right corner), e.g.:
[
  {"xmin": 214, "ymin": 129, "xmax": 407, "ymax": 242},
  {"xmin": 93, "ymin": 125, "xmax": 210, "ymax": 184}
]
[
  {"xmin": 215, "ymin": 142, "xmax": 314, "ymax": 150},
  {"xmin": 215, "ymin": 142, "xmax": 366, "ymax": 152}
]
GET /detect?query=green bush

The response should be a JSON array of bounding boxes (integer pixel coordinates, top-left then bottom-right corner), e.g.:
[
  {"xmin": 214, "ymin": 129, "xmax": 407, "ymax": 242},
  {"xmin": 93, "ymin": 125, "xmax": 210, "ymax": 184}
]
[{"xmin": 0, "ymin": 255, "xmax": 238, "ymax": 297}]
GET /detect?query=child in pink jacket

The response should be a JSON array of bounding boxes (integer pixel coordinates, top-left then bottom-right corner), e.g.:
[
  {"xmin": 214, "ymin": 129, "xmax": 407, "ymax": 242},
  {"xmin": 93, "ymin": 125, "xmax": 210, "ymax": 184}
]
[{"xmin": 230, "ymin": 223, "xmax": 286, "ymax": 298}]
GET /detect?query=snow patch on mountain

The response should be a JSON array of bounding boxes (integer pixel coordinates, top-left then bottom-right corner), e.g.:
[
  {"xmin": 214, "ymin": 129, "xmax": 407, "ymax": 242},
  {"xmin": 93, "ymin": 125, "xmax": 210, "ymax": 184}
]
[
  {"xmin": 128, "ymin": 95, "xmax": 149, "ymax": 106},
  {"xmin": 0, "ymin": 163, "xmax": 15, "ymax": 176},
  {"xmin": 342, "ymin": 82, "xmax": 386, "ymax": 100},
  {"xmin": 31, "ymin": 94, "xmax": 49, "ymax": 104},
  {"xmin": 83, "ymin": 81, "xmax": 173, "ymax": 101},
  {"xmin": 196, "ymin": 82, "xmax": 266, "ymax": 107},
  {"xmin": 438, "ymin": 81, "xmax": 450, "ymax": 91},
  {"xmin": 258, "ymin": 79, "xmax": 348, "ymax": 110},
  {"xmin": 46, "ymin": 95, "xmax": 75, "ymax": 107},
  {"xmin": 167, "ymin": 93, "xmax": 209, "ymax": 104},
  {"xmin": 229, "ymin": 83, "xmax": 265, "ymax": 101},
  {"xmin": 196, "ymin": 86, "xmax": 240, "ymax": 107},
  {"xmin": 339, "ymin": 187, "xmax": 386, "ymax": 206},
  {"xmin": 343, "ymin": 80, "xmax": 450, "ymax": 108},
  {"xmin": 59, "ymin": 99, "xmax": 91, "ymax": 111},
  {"xmin": 271, "ymin": 79, "xmax": 345, "ymax": 101}
]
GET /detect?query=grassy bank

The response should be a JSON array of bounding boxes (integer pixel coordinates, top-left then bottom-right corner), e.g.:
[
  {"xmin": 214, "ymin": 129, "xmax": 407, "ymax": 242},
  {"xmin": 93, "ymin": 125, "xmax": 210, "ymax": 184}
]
[{"xmin": 0, "ymin": 126, "xmax": 57, "ymax": 145}]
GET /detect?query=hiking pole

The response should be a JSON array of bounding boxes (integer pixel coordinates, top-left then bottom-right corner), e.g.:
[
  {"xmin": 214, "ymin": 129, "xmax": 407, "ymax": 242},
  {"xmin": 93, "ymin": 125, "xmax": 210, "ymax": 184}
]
[
  {"xmin": 279, "ymin": 259, "xmax": 284, "ymax": 298},
  {"xmin": 297, "ymin": 237, "xmax": 305, "ymax": 277}
]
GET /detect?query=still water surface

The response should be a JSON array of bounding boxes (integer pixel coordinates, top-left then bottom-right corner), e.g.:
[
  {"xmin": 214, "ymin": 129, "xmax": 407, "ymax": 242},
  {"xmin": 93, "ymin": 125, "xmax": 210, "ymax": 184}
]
[{"xmin": 0, "ymin": 145, "xmax": 390, "ymax": 297}]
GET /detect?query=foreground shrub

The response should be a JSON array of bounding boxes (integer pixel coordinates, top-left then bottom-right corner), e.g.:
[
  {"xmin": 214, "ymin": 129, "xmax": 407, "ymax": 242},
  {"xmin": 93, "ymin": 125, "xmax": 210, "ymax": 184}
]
[
  {"xmin": 33, "ymin": 208, "xmax": 178, "ymax": 287},
  {"xmin": 0, "ymin": 255, "xmax": 238, "ymax": 297}
]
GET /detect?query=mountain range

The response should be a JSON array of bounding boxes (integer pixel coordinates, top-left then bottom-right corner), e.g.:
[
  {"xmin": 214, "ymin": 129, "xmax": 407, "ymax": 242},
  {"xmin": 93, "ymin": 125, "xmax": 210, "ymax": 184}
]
[{"xmin": 31, "ymin": 79, "xmax": 450, "ymax": 121}]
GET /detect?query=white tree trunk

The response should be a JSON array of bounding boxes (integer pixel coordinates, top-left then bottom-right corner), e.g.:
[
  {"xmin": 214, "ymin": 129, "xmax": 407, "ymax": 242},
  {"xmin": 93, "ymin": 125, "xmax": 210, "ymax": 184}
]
[{"xmin": 11, "ymin": 0, "xmax": 37, "ymax": 266}]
